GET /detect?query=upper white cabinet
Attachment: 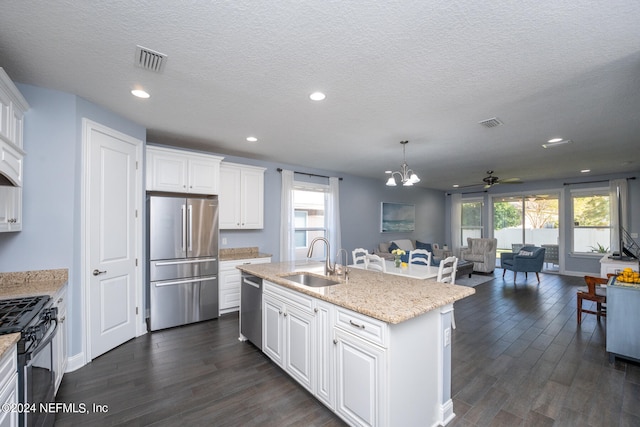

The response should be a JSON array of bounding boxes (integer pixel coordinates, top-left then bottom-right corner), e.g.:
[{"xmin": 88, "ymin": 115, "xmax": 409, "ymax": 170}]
[
  {"xmin": 0, "ymin": 68, "xmax": 28, "ymax": 233},
  {"xmin": 0, "ymin": 186, "xmax": 21, "ymax": 232},
  {"xmin": 219, "ymin": 162, "xmax": 265, "ymax": 229},
  {"xmin": 146, "ymin": 145, "xmax": 223, "ymax": 195}
]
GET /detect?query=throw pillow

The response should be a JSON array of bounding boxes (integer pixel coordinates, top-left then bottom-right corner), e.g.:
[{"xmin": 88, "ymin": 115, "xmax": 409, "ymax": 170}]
[{"xmin": 518, "ymin": 250, "xmax": 533, "ymax": 256}]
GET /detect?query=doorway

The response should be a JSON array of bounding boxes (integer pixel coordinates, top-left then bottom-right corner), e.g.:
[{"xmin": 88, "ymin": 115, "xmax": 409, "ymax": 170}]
[
  {"xmin": 492, "ymin": 193, "xmax": 560, "ymax": 272},
  {"xmin": 82, "ymin": 119, "xmax": 144, "ymax": 362}
]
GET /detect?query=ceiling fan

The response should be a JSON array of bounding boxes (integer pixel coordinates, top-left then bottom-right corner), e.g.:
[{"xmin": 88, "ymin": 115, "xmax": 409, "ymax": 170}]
[{"xmin": 460, "ymin": 170, "xmax": 522, "ymax": 188}]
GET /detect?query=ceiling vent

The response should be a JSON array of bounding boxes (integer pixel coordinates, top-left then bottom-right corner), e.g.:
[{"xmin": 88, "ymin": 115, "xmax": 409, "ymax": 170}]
[
  {"xmin": 478, "ymin": 117, "xmax": 503, "ymax": 128},
  {"xmin": 135, "ymin": 45, "xmax": 167, "ymax": 73}
]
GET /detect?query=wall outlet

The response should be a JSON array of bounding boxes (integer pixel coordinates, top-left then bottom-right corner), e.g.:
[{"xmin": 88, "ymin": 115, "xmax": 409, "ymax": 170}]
[
  {"xmin": 631, "ymin": 233, "xmax": 639, "ymax": 239},
  {"xmin": 222, "ymin": 238, "xmax": 228, "ymax": 245},
  {"xmin": 444, "ymin": 327, "xmax": 451, "ymax": 347}
]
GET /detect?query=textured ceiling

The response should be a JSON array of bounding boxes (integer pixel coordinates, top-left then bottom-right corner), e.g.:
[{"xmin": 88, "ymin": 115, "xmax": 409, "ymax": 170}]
[{"xmin": 1, "ymin": 1, "xmax": 639, "ymax": 190}]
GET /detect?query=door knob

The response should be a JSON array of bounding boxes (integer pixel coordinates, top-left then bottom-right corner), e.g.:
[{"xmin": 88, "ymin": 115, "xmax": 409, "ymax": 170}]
[{"xmin": 92, "ymin": 269, "xmax": 107, "ymax": 276}]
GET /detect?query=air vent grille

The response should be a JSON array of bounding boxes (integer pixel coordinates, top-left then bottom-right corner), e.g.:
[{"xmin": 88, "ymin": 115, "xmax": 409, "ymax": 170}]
[
  {"xmin": 135, "ymin": 45, "xmax": 167, "ymax": 73},
  {"xmin": 478, "ymin": 117, "xmax": 503, "ymax": 128}
]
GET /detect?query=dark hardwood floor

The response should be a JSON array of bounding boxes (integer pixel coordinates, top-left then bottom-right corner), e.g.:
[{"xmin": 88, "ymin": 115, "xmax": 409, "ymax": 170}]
[{"xmin": 55, "ymin": 272, "xmax": 640, "ymax": 426}]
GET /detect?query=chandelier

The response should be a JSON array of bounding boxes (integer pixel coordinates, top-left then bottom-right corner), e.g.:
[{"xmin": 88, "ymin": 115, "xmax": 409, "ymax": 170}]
[{"xmin": 385, "ymin": 141, "xmax": 420, "ymax": 186}]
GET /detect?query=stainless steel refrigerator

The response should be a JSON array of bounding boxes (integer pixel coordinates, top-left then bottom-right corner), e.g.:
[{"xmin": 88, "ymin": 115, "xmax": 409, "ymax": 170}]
[{"xmin": 148, "ymin": 193, "xmax": 219, "ymax": 331}]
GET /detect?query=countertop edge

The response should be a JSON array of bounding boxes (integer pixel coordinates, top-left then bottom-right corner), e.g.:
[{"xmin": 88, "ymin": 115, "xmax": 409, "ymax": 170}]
[{"xmin": 238, "ymin": 262, "xmax": 475, "ymax": 324}]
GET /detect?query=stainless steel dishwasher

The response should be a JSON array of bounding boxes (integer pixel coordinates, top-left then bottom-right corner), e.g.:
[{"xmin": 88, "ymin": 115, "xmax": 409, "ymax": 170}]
[{"xmin": 240, "ymin": 272, "xmax": 263, "ymax": 348}]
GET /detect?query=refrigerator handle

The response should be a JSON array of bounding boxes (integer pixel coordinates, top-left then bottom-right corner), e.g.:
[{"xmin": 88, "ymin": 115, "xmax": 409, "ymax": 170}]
[
  {"xmin": 181, "ymin": 204, "xmax": 187, "ymax": 251},
  {"xmin": 188, "ymin": 204, "xmax": 193, "ymax": 252}
]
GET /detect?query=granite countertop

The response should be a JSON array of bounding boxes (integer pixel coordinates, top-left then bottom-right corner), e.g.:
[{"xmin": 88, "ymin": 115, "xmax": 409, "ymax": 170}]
[
  {"xmin": 0, "ymin": 268, "xmax": 69, "ymax": 359},
  {"xmin": 0, "ymin": 333, "xmax": 20, "ymax": 359},
  {"xmin": 0, "ymin": 268, "xmax": 68, "ymax": 299},
  {"xmin": 220, "ymin": 247, "xmax": 272, "ymax": 262},
  {"xmin": 237, "ymin": 261, "xmax": 475, "ymax": 324}
]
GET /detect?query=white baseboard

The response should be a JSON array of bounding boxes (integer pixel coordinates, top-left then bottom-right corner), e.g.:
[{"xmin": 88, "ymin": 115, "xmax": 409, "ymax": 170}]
[{"xmin": 65, "ymin": 352, "xmax": 87, "ymax": 373}]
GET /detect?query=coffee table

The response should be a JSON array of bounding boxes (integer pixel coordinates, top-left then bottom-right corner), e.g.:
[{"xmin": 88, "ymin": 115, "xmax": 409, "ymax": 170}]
[{"xmin": 457, "ymin": 260, "xmax": 474, "ymax": 278}]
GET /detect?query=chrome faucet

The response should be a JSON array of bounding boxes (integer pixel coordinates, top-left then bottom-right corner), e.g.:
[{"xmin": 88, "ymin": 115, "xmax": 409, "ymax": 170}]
[
  {"xmin": 307, "ymin": 237, "xmax": 335, "ymax": 275},
  {"xmin": 335, "ymin": 248, "xmax": 350, "ymax": 280}
]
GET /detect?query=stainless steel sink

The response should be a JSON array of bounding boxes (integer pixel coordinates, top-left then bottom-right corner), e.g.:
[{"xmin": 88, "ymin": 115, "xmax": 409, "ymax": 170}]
[{"xmin": 282, "ymin": 272, "xmax": 341, "ymax": 287}]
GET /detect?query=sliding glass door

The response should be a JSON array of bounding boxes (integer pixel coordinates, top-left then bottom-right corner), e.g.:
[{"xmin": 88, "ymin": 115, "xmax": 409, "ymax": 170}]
[{"xmin": 493, "ymin": 194, "xmax": 560, "ymax": 270}]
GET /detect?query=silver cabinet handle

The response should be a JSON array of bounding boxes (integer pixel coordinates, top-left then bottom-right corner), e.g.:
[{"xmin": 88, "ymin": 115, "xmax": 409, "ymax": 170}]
[
  {"xmin": 93, "ymin": 269, "xmax": 107, "ymax": 276},
  {"xmin": 349, "ymin": 320, "xmax": 365, "ymax": 329}
]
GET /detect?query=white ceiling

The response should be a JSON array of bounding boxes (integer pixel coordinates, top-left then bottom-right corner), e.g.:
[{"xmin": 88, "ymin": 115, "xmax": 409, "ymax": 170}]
[{"xmin": 1, "ymin": 1, "xmax": 639, "ymax": 190}]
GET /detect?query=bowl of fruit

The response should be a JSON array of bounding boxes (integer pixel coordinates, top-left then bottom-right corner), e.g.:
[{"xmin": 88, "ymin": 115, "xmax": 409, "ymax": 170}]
[{"xmin": 616, "ymin": 267, "xmax": 640, "ymax": 284}]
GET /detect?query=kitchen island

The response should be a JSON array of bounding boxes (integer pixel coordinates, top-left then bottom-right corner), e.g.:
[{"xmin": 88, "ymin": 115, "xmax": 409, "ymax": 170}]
[{"xmin": 237, "ymin": 261, "xmax": 475, "ymax": 427}]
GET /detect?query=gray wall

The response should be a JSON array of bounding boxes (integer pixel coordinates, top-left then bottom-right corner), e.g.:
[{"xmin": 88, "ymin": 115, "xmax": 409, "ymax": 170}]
[
  {"xmin": 0, "ymin": 83, "xmax": 146, "ymax": 358},
  {"xmin": 199, "ymin": 152, "xmax": 447, "ymax": 261}
]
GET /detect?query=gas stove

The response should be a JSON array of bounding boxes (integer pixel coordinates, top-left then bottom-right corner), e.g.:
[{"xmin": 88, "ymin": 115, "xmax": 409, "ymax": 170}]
[{"xmin": 0, "ymin": 295, "xmax": 51, "ymax": 334}]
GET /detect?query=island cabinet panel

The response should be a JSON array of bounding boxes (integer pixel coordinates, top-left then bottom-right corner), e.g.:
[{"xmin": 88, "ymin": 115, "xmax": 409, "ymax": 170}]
[
  {"xmin": 146, "ymin": 146, "xmax": 223, "ymax": 194},
  {"xmin": 219, "ymin": 162, "xmax": 265, "ymax": 229},
  {"xmin": 314, "ymin": 300, "xmax": 335, "ymax": 410},
  {"xmin": 256, "ymin": 275, "xmax": 458, "ymax": 427},
  {"xmin": 263, "ymin": 281, "xmax": 315, "ymax": 392},
  {"xmin": 334, "ymin": 327, "xmax": 386, "ymax": 427}
]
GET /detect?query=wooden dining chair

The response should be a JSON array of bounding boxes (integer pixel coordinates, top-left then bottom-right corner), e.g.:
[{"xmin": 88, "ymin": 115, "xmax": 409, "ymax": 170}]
[
  {"xmin": 577, "ymin": 275, "xmax": 608, "ymax": 324},
  {"xmin": 352, "ymin": 248, "xmax": 368, "ymax": 265}
]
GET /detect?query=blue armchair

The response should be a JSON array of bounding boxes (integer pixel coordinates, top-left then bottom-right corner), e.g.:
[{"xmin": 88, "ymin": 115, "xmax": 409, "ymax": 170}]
[{"xmin": 501, "ymin": 246, "xmax": 546, "ymax": 283}]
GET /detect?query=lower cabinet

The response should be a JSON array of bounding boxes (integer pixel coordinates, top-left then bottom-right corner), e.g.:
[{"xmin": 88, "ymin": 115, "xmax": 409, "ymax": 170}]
[
  {"xmin": 0, "ymin": 345, "xmax": 18, "ymax": 427},
  {"xmin": 261, "ymin": 281, "xmax": 452, "ymax": 427},
  {"xmin": 52, "ymin": 285, "xmax": 68, "ymax": 394},
  {"xmin": 263, "ymin": 282, "xmax": 315, "ymax": 392},
  {"xmin": 219, "ymin": 257, "xmax": 271, "ymax": 315}
]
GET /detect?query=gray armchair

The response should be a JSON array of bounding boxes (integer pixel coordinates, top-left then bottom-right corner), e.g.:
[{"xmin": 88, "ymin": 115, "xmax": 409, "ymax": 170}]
[
  {"xmin": 460, "ymin": 238, "xmax": 497, "ymax": 273},
  {"xmin": 501, "ymin": 246, "xmax": 546, "ymax": 283}
]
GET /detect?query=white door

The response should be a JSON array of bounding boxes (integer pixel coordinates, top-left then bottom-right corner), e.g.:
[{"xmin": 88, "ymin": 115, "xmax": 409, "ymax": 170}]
[{"xmin": 85, "ymin": 119, "xmax": 142, "ymax": 360}]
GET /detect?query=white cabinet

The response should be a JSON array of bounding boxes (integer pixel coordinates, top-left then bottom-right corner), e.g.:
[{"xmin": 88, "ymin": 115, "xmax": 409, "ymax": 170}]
[
  {"xmin": 314, "ymin": 300, "xmax": 335, "ymax": 409},
  {"xmin": 146, "ymin": 146, "xmax": 223, "ymax": 195},
  {"xmin": 0, "ymin": 68, "xmax": 28, "ymax": 234},
  {"xmin": 263, "ymin": 281, "xmax": 315, "ymax": 392},
  {"xmin": 219, "ymin": 256, "xmax": 271, "ymax": 315},
  {"xmin": 258, "ymin": 279, "xmax": 454, "ymax": 426},
  {"xmin": 0, "ymin": 345, "xmax": 18, "ymax": 427},
  {"xmin": 0, "ymin": 186, "xmax": 21, "ymax": 232},
  {"xmin": 219, "ymin": 162, "xmax": 265, "ymax": 229},
  {"xmin": 52, "ymin": 284, "xmax": 68, "ymax": 394},
  {"xmin": 333, "ymin": 307, "xmax": 388, "ymax": 426},
  {"xmin": 599, "ymin": 254, "xmax": 639, "ymax": 278}
]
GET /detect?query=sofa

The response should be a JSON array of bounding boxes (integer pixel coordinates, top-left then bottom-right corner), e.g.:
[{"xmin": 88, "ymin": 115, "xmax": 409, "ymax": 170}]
[
  {"xmin": 460, "ymin": 237, "xmax": 497, "ymax": 273},
  {"xmin": 374, "ymin": 239, "xmax": 445, "ymax": 266}
]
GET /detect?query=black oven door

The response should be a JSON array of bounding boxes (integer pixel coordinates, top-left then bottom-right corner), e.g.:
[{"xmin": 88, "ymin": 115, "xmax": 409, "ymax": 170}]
[{"xmin": 20, "ymin": 319, "xmax": 58, "ymax": 427}]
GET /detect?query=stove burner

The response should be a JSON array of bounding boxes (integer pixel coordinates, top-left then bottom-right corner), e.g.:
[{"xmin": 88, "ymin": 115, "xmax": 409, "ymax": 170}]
[{"xmin": 0, "ymin": 296, "xmax": 51, "ymax": 333}]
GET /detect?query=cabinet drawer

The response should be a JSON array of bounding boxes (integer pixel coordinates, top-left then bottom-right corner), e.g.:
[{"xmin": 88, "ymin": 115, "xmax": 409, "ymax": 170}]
[
  {"xmin": 335, "ymin": 307, "xmax": 388, "ymax": 347},
  {"xmin": 264, "ymin": 281, "xmax": 314, "ymax": 313},
  {"xmin": 0, "ymin": 345, "xmax": 17, "ymax": 388}
]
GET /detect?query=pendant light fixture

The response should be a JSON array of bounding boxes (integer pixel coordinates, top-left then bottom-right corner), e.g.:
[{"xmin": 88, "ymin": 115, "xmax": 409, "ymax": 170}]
[{"xmin": 385, "ymin": 140, "xmax": 420, "ymax": 186}]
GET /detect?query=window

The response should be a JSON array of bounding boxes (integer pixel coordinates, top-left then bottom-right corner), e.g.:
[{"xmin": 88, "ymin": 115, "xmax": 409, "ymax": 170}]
[
  {"xmin": 461, "ymin": 200, "xmax": 482, "ymax": 244},
  {"xmin": 293, "ymin": 186, "xmax": 327, "ymax": 260},
  {"xmin": 572, "ymin": 190, "xmax": 610, "ymax": 253}
]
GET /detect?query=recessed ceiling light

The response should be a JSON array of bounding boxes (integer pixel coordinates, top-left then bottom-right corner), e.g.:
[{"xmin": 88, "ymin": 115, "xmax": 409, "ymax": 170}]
[
  {"xmin": 309, "ymin": 92, "xmax": 326, "ymax": 101},
  {"xmin": 581, "ymin": 169, "xmax": 591, "ymax": 173},
  {"xmin": 542, "ymin": 139, "xmax": 572, "ymax": 148},
  {"xmin": 131, "ymin": 89, "xmax": 150, "ymax": 99},
  {"xmin": 547, "ymin": 137, "xmax": 563, "ymax": 143},
  {"xmin": 246, "ymin": 136, "xmax": 258, "ymax": 142}
]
